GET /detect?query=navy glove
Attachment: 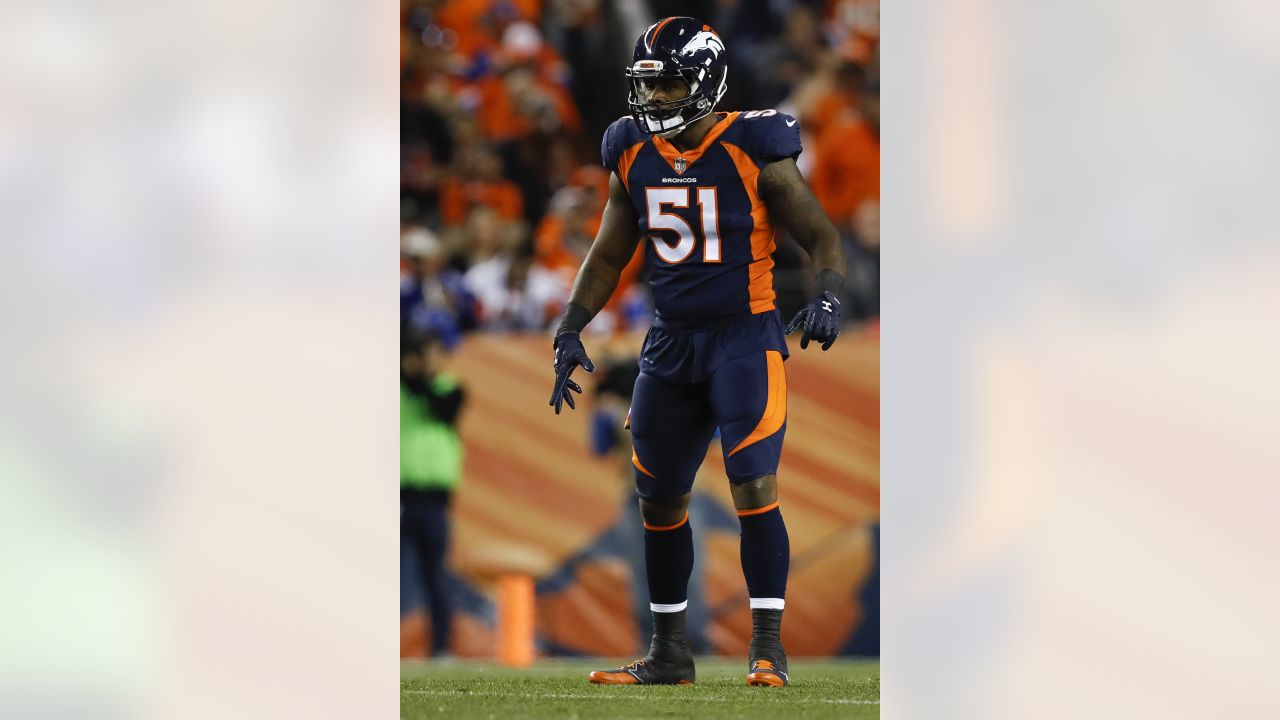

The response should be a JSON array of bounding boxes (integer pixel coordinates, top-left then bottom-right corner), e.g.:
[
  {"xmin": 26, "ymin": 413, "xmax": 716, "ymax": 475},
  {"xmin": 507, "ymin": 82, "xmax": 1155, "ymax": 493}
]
[
  {"xmin": 549, "ymin": 332, "xmax": 595, "ymax": 413},
  {"xmin": 785, "ymin": 291, "xmax": 842, "ymax": 351}
]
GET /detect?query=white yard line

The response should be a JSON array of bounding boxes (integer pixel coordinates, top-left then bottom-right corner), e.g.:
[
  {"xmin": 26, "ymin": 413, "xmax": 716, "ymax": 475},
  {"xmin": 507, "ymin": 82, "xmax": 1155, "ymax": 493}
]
[{"xmin": 402, "ymin": 689, "xmax": 879, "ymax": 705}]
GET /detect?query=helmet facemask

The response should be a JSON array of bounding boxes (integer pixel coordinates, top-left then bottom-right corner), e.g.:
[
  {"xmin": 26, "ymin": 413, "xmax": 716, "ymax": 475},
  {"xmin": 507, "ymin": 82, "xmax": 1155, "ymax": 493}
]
[{"xmin": 627, "ymin": 60, "xmax": 727, "ymax": 138}]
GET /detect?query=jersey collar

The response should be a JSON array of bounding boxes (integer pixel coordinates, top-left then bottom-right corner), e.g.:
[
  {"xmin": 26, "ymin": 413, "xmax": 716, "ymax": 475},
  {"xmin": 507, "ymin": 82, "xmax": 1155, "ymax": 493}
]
[{"xmin": 651, "ymin": 111, "xmax": 741, "ymax": 174}]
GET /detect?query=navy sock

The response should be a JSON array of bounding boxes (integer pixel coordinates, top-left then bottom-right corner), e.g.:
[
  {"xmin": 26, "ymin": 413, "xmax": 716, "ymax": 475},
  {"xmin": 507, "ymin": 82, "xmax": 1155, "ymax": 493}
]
[
  {"xmin": 644, "ymin": 511, "xmax": 694, "ymax": 621},
  {"xmin": 738, "ymin": 504, "xmax": 790, "ymax": 602}
]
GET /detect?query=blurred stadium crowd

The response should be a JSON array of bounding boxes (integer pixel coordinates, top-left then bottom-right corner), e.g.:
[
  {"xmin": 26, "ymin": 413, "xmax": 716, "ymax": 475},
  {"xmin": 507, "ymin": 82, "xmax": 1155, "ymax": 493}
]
[{"xmin": 401, "ymin": 0, "xmax": 879, "ymax": 346}]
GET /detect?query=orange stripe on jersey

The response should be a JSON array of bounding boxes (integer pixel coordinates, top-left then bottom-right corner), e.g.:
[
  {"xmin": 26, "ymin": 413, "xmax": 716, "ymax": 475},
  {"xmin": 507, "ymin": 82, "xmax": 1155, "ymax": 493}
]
[
  {"xmin": 632, "ymin": 446, "xmax": 655, "ymax": 478},
  {"xmin": 615, "ymin": 141, "xmax": 645, "ymax": 193},
  {"xmin": 747, "ymin": 257, "xmax": 776, "ymax": 313},
  {"xmin": 727, "ymin": 350, "xmax": 787, "ymax": 457},
  {"xmin": 721, "ymin": 141, "xmax": 777, "ymax": 313},
  {"xmin": 643, "ymin": 511, "xmax": 688, "ymax": 531},
  {"xmin": 651, "ymin": 112, "xmax": 741, "ymax": 173},
  {"xmin": 736, "ymin": 500, "xmax": 780, "ymax": 517}
]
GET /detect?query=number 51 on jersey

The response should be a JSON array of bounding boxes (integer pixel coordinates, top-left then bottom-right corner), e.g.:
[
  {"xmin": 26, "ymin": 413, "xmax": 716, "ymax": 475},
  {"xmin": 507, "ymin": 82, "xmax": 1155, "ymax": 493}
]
[{"xmin": 644, "ymin": 187, "xmax": 721, "ymax": 265}]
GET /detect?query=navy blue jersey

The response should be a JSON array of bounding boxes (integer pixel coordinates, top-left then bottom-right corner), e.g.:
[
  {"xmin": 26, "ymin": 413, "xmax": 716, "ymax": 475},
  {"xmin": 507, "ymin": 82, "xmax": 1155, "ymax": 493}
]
[{"xmin": 602, "ymin": 110, "xmax": 802, "ymax": 330}]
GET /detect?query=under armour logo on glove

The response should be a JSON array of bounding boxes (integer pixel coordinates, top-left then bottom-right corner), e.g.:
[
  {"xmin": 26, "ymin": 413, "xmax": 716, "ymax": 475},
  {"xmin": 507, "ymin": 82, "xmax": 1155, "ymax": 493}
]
[{"xmin": 785, "ymin": 291, "xmax": 842, "ymax": 351}]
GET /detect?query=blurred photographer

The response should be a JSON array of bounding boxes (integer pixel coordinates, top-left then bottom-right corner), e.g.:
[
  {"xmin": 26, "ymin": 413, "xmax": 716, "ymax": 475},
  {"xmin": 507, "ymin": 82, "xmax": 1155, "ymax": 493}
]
[{"xmin": 400, "ymin": 331, "xmax": 466, "ymax": 658}]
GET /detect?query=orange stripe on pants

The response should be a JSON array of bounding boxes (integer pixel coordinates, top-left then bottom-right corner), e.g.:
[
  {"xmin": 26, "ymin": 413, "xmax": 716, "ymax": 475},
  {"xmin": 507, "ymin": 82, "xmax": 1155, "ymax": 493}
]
[
  {"xmin": 632, "ymin": 447, "xmax": 656, "ymax": 477},
  {"xmin": 727, "ymin": 350, "xmax": 787, "ymax": 457}
]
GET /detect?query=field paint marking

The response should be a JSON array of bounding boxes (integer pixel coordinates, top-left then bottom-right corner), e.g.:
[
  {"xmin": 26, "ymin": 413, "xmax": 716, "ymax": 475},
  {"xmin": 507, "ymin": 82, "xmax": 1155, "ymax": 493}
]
[{"xmin": 403, "ymin": 689, "xmax": 878, "ymax": 705}]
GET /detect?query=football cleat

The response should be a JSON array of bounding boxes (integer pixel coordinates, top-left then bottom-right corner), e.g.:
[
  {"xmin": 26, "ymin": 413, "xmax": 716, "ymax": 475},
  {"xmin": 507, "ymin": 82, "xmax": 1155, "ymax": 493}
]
[
  {"xmin": 746, "ymin": 657, "xmax": 790, "ymax": 687},
  {"xmin": 588, "ymin": 641, "xmax": 696, "ymax": 686}
]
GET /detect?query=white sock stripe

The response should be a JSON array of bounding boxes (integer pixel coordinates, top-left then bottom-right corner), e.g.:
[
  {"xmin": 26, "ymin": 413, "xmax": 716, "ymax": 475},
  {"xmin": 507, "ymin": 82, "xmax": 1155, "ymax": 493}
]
[
  {"xmin": 749, "ymin": 597, "xmax": 785, "ymax": 610},
  {"xmin": 649, "ymin": 601, "xmax": 688, "ymax": 613}
]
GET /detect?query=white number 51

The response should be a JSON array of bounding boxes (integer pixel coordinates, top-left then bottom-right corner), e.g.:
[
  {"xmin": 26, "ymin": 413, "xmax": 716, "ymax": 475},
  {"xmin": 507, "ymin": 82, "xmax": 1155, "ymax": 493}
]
[{"xmin": 645, "ymin": 187, "xmax": 721, "ymax": 264}]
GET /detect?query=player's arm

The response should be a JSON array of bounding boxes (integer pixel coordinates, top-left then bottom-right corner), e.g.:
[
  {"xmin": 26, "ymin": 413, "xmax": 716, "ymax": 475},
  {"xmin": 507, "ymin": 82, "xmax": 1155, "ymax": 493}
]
[
  {"xmin": 759, "ymin": 157, "xmax": 847, "ymax": 350},
  {"xmin": 549, "ymin": 173, "xmax": 642, "ymax": 413},
  {"xmin": 759, "ymin": 157, "xmax": 846, "ymax": 293},
  {"xmin": 560, "ymin": 173, "xmax": 643, "ymax": 329}
]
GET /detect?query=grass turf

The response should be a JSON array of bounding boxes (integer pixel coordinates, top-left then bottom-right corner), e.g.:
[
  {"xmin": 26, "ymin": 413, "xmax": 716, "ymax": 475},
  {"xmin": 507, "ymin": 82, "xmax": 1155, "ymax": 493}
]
[{"xmin": 401, "ymin": 657, "xmax": 879, "ymax": 719}]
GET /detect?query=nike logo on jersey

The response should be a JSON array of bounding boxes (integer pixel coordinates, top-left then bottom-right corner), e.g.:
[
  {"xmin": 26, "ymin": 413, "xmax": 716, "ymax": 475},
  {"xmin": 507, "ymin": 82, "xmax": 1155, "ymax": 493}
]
[{"xmin": 786, "ymin": 119, "xmax": 797, "ymax": 127}]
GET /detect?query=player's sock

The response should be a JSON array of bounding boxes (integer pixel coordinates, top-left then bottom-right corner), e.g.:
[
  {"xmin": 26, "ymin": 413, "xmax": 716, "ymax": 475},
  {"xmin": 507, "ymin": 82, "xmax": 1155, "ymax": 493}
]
[
  {"xmin": 737, "ymin": 503, "xmax": 789, "ymax": 603},
  {"xmin": 644, "ymin": 510, "xmax": 694, "ymax": 628},
  {"xmin": 739, "ymin": 503, "xmax": 790, "ymax": 686},
  {"xmin": 590, "ymin": 527, "xmax": 697, "ymax": 688}
]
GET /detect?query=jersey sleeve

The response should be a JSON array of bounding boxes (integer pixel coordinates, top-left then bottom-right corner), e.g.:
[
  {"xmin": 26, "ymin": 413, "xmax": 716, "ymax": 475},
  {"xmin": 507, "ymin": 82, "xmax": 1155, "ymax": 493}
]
[
  {"xmin": 744, "ymin": 111, "xmax": 803, "ymax": 164},
  {"xmin": 601, "ymin": 115, "xmax": 638, "ymax": 176}
]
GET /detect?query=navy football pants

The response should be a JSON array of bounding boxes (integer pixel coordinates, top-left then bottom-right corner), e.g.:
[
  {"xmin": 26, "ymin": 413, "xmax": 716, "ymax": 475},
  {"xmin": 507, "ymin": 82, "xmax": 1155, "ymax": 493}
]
[{"xmin": 629, "ymin": 349, "xmax": 787, "ymax": 498}]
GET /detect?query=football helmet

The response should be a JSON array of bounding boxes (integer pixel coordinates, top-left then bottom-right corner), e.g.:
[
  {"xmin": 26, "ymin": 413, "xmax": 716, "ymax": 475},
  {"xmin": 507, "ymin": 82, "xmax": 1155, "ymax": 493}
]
[{"xmin": 626, "ymin": 17, "xmax": 729, "ymax": 138}]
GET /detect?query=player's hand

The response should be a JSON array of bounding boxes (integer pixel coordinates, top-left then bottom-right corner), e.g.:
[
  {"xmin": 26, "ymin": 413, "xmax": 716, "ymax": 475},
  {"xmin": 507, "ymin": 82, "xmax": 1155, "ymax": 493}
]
[
  {"xmin": 550, "ymin": 331, "xmax": 595, "ymax": 414},
  {"xmin": 785, "ymin": 291, "xmax": 842, "ymax": 351}
]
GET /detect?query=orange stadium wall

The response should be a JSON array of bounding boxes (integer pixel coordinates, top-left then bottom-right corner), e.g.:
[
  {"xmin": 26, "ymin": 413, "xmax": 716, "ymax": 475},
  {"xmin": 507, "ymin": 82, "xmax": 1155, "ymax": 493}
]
[{"xmin": 401, "ymin": 330, "xmax": 880, "ymax": 659}]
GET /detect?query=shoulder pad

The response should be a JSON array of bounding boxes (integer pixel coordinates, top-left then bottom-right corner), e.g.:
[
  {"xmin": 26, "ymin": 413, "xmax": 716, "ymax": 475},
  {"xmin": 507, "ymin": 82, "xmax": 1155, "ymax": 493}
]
[
  {"xmin": 602, "ymin": 116, "xmax": 646, "ymax": 175},
  {"xmin": 738, "ymin": 109, "xmax": 803, "ymax": 163}
]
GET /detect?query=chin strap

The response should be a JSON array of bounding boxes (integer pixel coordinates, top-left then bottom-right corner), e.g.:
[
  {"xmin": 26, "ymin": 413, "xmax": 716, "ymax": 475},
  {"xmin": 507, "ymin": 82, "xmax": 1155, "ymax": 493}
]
[{"xmin": 656, "ymin": 123, "xmax": 686, "ymax": 138}]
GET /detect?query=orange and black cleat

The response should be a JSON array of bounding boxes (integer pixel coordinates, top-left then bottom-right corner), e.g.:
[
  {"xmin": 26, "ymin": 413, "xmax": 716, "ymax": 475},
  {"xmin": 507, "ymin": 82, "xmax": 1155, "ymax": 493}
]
[
  {"xmin": 589, "ymin": 654, "xmax": 695, "ymax": 686},
  {"xmin": 746, "ymin": 658, "xmax": 789, "ymax": 687}
]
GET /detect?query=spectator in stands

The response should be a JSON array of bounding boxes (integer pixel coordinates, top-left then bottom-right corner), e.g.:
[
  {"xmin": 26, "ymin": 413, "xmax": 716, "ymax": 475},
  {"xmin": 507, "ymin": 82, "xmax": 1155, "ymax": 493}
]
[
  {"xmin": 432, "ymin": 0, "xmax": 540, "ymax": 62},
  {"xmin": 464, "ymin": 242, "xmax": 568, "ymax": 331},
  {"xmin": 534, "ymin": 165, "xmax": 644, "ymax": 332},
  {"xmin": 445, "ymin": 204, "xmax": 522, "ymax": 271},
  {"xmin": 439, "ymin": 144, "xmax": 524, "ymax": 227},
  {"xmin": 401, "ymin": 227, "xmax": 478, "ymax": 348},
  {"xmin": 401, "ymin": 330, "xmax": 467, "ymax": 659},
  {"xmin": 545, "ymin": 0, "xmax": 634, "ymax": 140},
  {"xmin": 473, "ymin": 22, "xmax": 581, "ymax": 143},
  {"xmin": 809, "ymin": 63, "xmax": 879, "ymax": 234},
  {"xmin": 534, "ymin": 185, "xmax": 598, "ymax": 276},
  {"xmin": 826, "ymin": 0, "xmax": 881, "ymax": 66},
  {"xmin": 755, "ymin": 4, "xmax": 830, "ymax": 109}
]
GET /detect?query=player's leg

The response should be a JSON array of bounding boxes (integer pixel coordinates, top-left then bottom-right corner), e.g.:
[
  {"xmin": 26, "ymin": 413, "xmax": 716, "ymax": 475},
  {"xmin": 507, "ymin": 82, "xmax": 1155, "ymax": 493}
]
[
  {"xmin": 712, "ymin": 350, "xmax": 792, "ymax": 686},
  {"xmin": 589, "ymin": 371, "xmax": 715, "ymax": 686},
  {"xmin": 732, "ymin": 476, "xmax": 790, "ymax": 686},
  {"xmin": 420, "ymin": 492, "xmax": 452, "ymax": 657},
  {"xmin": 400, "ymin": 490, "xmax": 429, "ymax": 655}
]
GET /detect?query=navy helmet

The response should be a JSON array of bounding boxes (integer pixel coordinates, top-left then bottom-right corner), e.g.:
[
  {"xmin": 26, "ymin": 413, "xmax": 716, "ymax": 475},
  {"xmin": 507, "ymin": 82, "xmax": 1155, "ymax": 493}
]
[{"xmin": 626, "ymin": 17, "xmax": 728, "ymax": 137}]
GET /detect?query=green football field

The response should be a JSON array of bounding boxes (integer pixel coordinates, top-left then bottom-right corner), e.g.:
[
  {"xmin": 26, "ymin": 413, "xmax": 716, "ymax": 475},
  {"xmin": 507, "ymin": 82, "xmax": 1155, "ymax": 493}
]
[{"xmin": 401, "ymin": 657, "xmax": 880, "ymax": 719}]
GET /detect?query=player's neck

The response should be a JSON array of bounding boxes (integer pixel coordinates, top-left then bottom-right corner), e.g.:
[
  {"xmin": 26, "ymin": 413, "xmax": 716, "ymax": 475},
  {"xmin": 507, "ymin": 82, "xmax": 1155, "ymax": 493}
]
[{"xmin": 668, "ymin": 113, "xmax": 721, "ymax": 151}]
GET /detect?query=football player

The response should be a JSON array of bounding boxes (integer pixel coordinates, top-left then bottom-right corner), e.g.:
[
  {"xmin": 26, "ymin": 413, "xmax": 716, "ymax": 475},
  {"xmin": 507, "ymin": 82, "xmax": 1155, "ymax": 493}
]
[{"xmin": 549, "ymin": 16, "xmax": 846, "ymax": 688}]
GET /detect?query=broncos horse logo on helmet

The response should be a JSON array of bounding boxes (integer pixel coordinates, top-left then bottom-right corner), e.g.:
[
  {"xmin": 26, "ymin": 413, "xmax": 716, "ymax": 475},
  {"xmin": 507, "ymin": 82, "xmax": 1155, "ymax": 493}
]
[{"xmin": 626, "ymin": 17, "xmax": 729, "ymax": 138}]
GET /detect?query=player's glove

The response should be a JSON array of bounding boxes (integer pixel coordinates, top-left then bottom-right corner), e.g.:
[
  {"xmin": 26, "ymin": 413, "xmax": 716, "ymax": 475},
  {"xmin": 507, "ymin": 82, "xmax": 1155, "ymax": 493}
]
[
  {"xmin": 785, "ymin": 291, "xmax": 842, "ymax": 351},
  {"xmin": 549, "ymin": 331, "xmax": 595, "ymax": 414}
]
